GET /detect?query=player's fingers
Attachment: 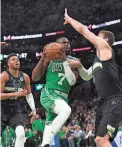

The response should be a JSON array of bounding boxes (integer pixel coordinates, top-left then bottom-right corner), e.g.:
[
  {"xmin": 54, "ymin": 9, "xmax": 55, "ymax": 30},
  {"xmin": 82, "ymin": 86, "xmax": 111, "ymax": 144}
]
[
  {"xmin": 67, "ymin": 60, "xmax": 72, "ymax": 64},
  {"xmin": 32, "ymin": 115, "xmax": 36, "ymax": 120},
  {"xmin": 29, "ymin": 112, "xmax": 32, "ymax": 116},
  {"xmin": 21, "ymin": 89, "xmax": 27, "ymax": 92},
  {"xmin": 43, "ymin": 52, "xmax": 46, "ymax": 55},
  {"xmin": 20, "ymin": 89, "xmax": 25, "ymax": 92},
  {"xmin": 22, "ymin": 91, "xmax": 27, "ymax": 96},
  {"xmin": 65, "ymin": 8, "xmax": 67, "ymax": 14},
  {"xmin": 63, "ymin": 20, "xmax": 68, "ymax": 25},
  {"xmin": 58, "ymin": 55, "xmax": 63, "ymax": 59}
]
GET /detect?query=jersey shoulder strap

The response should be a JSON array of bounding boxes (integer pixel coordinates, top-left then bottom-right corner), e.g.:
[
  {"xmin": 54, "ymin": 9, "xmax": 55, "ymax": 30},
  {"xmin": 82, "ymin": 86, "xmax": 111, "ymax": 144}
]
[
  {"xmin": 4, "ymin": 70, "xmax": 10, "ymax": 81},
  {"xmin": 19, "ymin": 71, "xmax": 26, "ymax": 85}
]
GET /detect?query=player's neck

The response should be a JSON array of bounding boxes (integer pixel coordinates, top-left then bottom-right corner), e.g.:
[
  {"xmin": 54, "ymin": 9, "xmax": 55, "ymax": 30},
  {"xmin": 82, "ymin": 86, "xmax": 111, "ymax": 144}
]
[{"xmin": 8, "ymin": 68, "xmax": 20, "ymax": 77}]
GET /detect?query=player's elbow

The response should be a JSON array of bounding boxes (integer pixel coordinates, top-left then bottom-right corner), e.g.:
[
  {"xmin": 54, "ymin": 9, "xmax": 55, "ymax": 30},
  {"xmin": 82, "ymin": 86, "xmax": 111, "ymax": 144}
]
[
  {"xmin": 79, "ymin": 25, "xmax": 88, "ymax": 34},
  {"xmin": 68, "ymin": 77, "xmax": 76, "ymax": 86},
  {"xmin": 32, "ymin": 70, "xmax": 40, "ymax": 81},
  {"xmin": 32, "ymin": 76, "xmax": 40, "ymax": 82},
  {"xmin": 68, "ymin": 80, "xmax": 76, "ymax": 86},
  {"xmin": 31, "ymin": 74, "xmax": 40, "ymax": 82}
]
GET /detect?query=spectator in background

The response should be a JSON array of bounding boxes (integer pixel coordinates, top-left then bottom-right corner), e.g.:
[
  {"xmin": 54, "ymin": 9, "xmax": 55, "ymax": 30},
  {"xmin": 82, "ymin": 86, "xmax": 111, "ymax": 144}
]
[
  {"xmin": 1, "ymin": 126, "xmax": 16, "ymax": 147},
  {"xmin": 31, "ymin": 114, "xmax": 45, "ymax": 145},
  {"xmin": 68, "ymin": 125, "xmax": 83, "ymax": 147},
  {"xmin": 84, "ymin": 124, "xmax": 96, "ymax": 147},
  {"xmin": 60, "ymin": 126, "xmax": 72, "ymax": 147},
  {"xmin": 68, "ymin": 119, "xmax": 78, "ymax": 127},
  {"xmin": 24, "ymin": 126, "xmax": 37, "ymax": 147},
  {"xmin": 32, "ymin": 114, "xmax": 44, "ymax": 133}
]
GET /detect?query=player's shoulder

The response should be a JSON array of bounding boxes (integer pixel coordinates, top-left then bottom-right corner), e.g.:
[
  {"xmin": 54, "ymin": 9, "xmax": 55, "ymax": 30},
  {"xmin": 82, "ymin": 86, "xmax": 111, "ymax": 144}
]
[
  {"xmin": 1, "ymin": 70, "xmax": 9, "ymax": 76},
  {"xmin": 0, "ymin": 71, "xmax": 9, "ymax": 81},
  {"xmin": 23, "ymin": 72, "xmax": 30, "ymax": 81}
]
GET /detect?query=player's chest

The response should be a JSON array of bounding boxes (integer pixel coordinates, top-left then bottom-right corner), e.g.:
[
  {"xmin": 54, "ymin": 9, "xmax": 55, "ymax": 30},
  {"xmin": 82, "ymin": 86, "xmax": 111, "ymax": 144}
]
[
  {"xmin": 50, "ymin": 62, "xmax": 64, "ymax": 72},
  {"xmin": 5, "ymin": 77, "xmax": 25, "ymax": 90}
]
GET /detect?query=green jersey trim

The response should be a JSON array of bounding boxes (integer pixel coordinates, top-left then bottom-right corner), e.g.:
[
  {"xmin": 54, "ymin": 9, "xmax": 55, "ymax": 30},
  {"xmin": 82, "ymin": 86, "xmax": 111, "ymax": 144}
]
[{"xmin": 45, "ymin": 88, "xmax": 55, "ymax": 100}]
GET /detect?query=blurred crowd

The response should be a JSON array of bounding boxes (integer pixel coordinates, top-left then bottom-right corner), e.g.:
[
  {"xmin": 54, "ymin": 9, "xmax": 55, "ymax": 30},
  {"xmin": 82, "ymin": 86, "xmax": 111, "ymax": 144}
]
[
  {"xmin": 60, "ymin": 99, "xmax": 96, "ymax": 147},
  {"xmin": 2, "ymin": 0, "xmax": 122, "ymax": 35}
]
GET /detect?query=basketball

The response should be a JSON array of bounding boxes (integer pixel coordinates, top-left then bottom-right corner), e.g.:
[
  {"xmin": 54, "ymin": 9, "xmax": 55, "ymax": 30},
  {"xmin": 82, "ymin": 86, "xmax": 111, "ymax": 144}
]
[{"xmin": 44, "ymin": 42, "xmax": 63, "ymax": 60}]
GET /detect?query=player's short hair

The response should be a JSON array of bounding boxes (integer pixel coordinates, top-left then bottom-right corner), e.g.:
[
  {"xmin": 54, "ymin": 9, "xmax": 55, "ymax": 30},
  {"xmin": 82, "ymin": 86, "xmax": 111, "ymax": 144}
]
[
  {"xmin": 6, "ymin": 53, "xmax": 18, "ymax": 65},
  {"xmin": 99, "ymin": 30, "xmax": 115, "ymax": 46},
  {"xmin": 56, "ymin": 37, "xmax": 68, "ymax": 43}
]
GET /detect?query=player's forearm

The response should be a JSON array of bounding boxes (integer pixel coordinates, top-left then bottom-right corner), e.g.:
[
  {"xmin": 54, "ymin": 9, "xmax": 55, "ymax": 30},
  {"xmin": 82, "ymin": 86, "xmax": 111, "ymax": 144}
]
[
  {"xmin": 32, "ymin": 58, "xmax": 48, "ymax": 81},
  {"xmin": 78, "ymin": 66, "xmax": 93, "ymax": 81},
  {"xmin": 26, "ymin": 93, "xmax": 36, "ymax": 111},
  {"xmin": 66, "ymin": 16, "xmax": 87, "ymax": 34},
  {"xmin": 63, "ymin": 61, "xmax": 76, "ymax": 86},
  {"xmin": 0, "ymin": 92, "xmax": 16, "ymax": 100}
]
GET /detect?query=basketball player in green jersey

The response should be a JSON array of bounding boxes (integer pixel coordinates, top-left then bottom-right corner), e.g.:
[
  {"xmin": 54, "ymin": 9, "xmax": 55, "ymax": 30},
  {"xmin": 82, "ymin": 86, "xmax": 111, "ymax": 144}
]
[{"xmin": 32, "ymin": 37, "xmax": 77, "ymax": 147}]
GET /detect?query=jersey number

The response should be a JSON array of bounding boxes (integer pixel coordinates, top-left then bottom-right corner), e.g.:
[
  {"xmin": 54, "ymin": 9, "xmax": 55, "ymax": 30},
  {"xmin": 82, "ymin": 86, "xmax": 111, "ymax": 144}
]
[{"xmin": 58, "ymin": 73, "xmax": 65, "ymax": 85}]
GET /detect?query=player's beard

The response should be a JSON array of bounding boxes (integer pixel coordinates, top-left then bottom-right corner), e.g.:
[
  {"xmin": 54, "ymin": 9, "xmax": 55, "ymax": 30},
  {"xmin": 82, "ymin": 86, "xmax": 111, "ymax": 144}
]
[
  {"xmin": 65, "ymin": 49, "xmax": 71, "ymax": 56},
  {"xmin": 12, "ymin": 67, "xmax": 20, "ymax": 71}
]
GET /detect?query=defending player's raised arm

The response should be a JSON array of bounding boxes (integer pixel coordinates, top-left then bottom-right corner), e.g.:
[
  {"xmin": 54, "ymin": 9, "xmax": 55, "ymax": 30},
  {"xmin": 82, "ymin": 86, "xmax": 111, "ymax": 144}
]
[
  {"xmin": 78, "ymin": 66, "xmax": 93, "ymax": 81},
  {"xmin": 68, "ymin": 60, "xmax": 93, "ymax": 81},
  {"xmin": 24, "ymin": 73, "xmax": 36, "ymax": 111},
  {"xmin": 64, "ymin": 9, "xmax": 109, "ymax": 50},
  {"xmin": 32, "ymin": 53, "xmax": 49, "ymax": 81}
]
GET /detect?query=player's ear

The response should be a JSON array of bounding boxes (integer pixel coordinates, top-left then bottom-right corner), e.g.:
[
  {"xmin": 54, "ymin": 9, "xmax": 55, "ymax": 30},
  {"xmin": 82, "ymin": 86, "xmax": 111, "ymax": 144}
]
[
  {"xmin": 7, "ymin": 62, "xmax": 10, "ymax": 67},
  {"xmin": 105, "ymin": 38, "xmax": 108, "ymax": 42}
]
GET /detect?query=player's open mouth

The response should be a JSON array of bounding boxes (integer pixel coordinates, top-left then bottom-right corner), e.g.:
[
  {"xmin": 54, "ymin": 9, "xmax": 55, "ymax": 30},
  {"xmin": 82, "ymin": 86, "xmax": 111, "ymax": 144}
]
[{"xmin": 65, "ymin": 47, "xmax": 69, "ymax": 50}]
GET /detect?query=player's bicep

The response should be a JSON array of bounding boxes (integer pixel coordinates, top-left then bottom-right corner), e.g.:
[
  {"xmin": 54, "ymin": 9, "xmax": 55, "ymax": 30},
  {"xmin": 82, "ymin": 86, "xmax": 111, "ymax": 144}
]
[
  {"xmin": 81, "ymin": 27, "xmax": 110, "ymax": 50},
  {"xmin": 0, "ymin": 81, "xmax": 5, "ymax": 93},
  {"xmin": 24, "ymin": 74, "xmax": 31, "ymax": 94},
  {"xmin": 81, "ymin": 27, "xmax": 99, "ymax": 46},
  {"xmin": 0, "ymin": 72, "xmax": 8, "ymax": 93}
]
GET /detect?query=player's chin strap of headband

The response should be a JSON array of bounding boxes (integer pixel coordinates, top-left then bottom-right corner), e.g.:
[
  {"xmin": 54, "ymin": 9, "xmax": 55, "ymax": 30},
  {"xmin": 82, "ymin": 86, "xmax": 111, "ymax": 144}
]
[{"xmin": 26, "ymin": 93, "xmax": 36, "ymax": 111}]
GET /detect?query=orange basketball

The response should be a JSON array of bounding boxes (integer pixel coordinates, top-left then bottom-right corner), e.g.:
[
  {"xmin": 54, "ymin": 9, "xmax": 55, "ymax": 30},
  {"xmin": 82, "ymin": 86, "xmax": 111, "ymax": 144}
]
[{"xmin": 44, "ymin": 42, "xmax": 63, "ymax": 60}]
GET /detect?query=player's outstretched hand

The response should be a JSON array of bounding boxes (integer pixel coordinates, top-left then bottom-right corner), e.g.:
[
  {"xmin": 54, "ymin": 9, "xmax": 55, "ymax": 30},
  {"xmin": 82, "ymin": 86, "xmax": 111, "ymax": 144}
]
[
  {"xmin": 15, "ymin": 89, "xmax": 27, "ymax": 97},
  {"xmin": 64, "ymin": 8, "xmax": 70, "ymax": 25},
  {"xmin": 29, "ymin": 110, "xmax": 36, "ymax": 123},
  {"xmin": 68, "ymin": 60, "xmax": 82, "ymax": 69}
]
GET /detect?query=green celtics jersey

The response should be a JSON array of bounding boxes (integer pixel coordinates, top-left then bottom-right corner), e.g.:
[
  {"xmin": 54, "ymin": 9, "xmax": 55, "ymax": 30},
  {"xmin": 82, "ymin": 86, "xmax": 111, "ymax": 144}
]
[
  {"xmin": 32, "ymin": 119, "xmax": 45, "ymax": 131},
  {"xmin": 45, "ymin": 59, "xmax": 71, "ymax": 94}
]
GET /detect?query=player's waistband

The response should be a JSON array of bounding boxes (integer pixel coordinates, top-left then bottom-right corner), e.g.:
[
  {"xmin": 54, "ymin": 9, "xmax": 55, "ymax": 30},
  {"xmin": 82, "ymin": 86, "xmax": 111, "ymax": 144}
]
[{"xmin": 54, "ymin": 90, "xmax": 68, "ymax": 98}]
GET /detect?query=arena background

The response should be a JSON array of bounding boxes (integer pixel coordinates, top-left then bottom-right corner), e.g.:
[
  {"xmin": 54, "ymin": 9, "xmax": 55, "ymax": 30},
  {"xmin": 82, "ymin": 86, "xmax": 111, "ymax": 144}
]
[{"xmin": 1, "ymin": 0, "xmax": 122, "ymax": 147}]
